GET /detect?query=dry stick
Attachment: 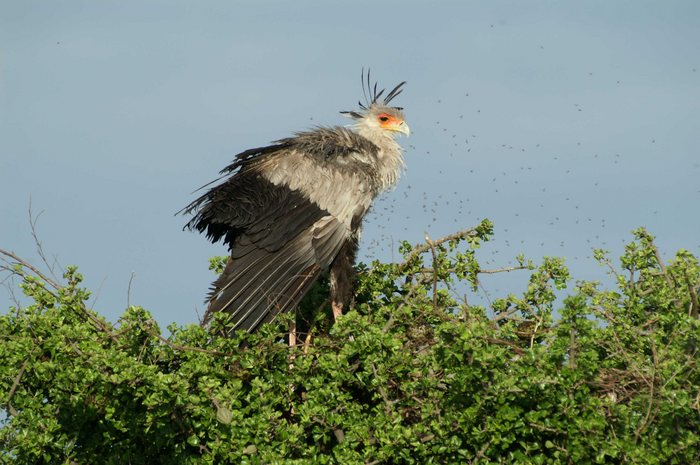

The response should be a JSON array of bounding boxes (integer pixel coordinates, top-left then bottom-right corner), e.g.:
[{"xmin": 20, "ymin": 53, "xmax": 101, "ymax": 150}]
[
  {"xmin": 3, "ymin": 249, "xmax": 234, "ymax": 357},
  {"xmin": 652, "ymin": 245, "xmax": 674, "ymax": 289},
  {"xmin": 302, "ymin": 331, "xmax": 313, "ymax": 355},
  {"xmin": 607, "ymin": 318, "xmax": 652, "ymax": 387},
  {"xmin": 0, "ymin": 248, "xmax": 60, "ymax": 290},
  {"xmin": 478, "ymin": 281, "xmax": 493, "ymax": 309},
  {"xmin": 529, "ymin": 317, "xmax": 542, "ymax": 350},
  {"xmin": 370, "ymin": 227, "xmax": 516, "ymax": 311},
  {"xmin": 569, "ymin": 326, "xmax": 577, "ymax": 369},
  {"xmin": 491, "ymin": 304, "xmax": 522, "ymax": 323},
  {"xmin": 28, "ymin": 200, "xmax": 60, "ymax": 281},
  {"xmin": 127, "ymin": 272, "xmax": 136, "ymax": 308},
  {"xmin": 599, "ymin": 254, "xmax": 622, "ymax": 280},
  {"xmin": 397, "ymin": 226, "xmax": 479, "ymax": 271},
  {"xmin": 479, "ymin": 265, "xmax": 529, "ymax": 274},
  {"xmin": 382, "ymin": 235, "xmax": 531, "ymax": 356},
  {"xmin": 683, "ymin": 271, "xmax": 699, "ymax": 318},
  {"xmin": 635, "ymin": 340, "xmax": 659, "ymax": 440},
  {"xmin": 469, "ymin": 438, "xmax": 494, "ymax": 465},
  {"xmin": 485, "ymin": 337, "xmax": 526, "ymax": 355},
  {"xmin": 416, "ymin": 265, "xmax": 527, "ymax": 275},
  {"xmin": 370, "ymin": 363, "xmax": 394, "ymax": 414},
  {"xmin": 648, "ymin": 234, "xmax": 690, "ymax": 315},
  {"xmin": 1, "ymin": 272, "xmax": 23, "ymax": 312},
  {"xmin": 6, "ymin": 359, "xmax": 29, "ymax": 416},
  {"xmin": 89, "ymin": 275, "xmax": 108, "ymax": 311},
  {"xmin": 1, "ymin": 248, "xmax": 123, "ymax": 344},
  {"xmin": 662, "ymin": 356, "xmax": 695, "ymax": 391},
  {"xmin": 396, "ymin": 228, "xmax": 531, "ymax": 327},
  {"xmin": 424, "ymin": 233, "xmax": 439, "ymax": 312},
  {"xmin": 459, "ymin": 293, "xmax": 469, "ymax": 319},
  {"xmin": 288, "ymin": 320, "xmax": 297, "ymax": 348},
  {"xmin": 152, "ymin": 329, "xmax": 229, "ymax": 356},
  {"xmin": 641, "ymin": 232, "xmax": 675, "ymax": 292},
  {"xmin": 137, "ymin": 320, "xmax": 230, "ymax": 356}
]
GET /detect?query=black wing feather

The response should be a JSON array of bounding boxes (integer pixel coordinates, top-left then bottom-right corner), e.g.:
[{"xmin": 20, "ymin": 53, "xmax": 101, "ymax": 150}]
[
  {"xmin": 183, "ymin": 131, "xmax": 372, "ymax": 333},
  {"xmin": 204, "ymin": 217, "xmax": 349, "ymax": 332},
  {"xmin": 183, "ymin": 153, "xmax": 353, "ymax": 332},
  {"xmin": 185, "ymin": 170, "xmax": 326, "ymax": 250}
]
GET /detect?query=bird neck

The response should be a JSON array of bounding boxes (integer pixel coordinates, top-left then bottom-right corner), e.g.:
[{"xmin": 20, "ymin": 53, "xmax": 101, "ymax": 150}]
[{"xmin": 354, "ymin": 125, "xmax": 405, "ymax": 192}]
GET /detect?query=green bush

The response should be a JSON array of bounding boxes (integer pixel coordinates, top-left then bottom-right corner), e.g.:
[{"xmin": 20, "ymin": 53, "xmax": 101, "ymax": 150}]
[{"xmin": 1, "ymin": 222, "xmax": 698, "ymax": 464}]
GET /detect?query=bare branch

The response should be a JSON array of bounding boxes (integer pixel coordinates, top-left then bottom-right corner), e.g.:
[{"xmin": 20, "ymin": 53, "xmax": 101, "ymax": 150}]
[
  {"xmin": 479, "ymin": 265, "xmax": 529, "ymax": 274},
  {"xmin": 28, "ymin": 198, "xmax": 60, "ymax": 281},
  {"xmin": 485, "ymin": 337, "xmax": 526, "ymax": 355},
  {"xmin": 415, "ymin": 265, "xmax": 528, "ymax": 275},
  {"xmin": 137, "ymin": 319, "xmax": 231, "ymax": 357},
  {"xmin": 469, "ymin": 438, "xmax": 494, "ymax": 465},
  {"xmin": 635, "ymin": 340, "xmax": 658, "ymax": 440},
  {"xmin": 127, "ymin": 272, "xmax": 136, "ymax": 308},
  {"xmin": 89, "ymin": 275, "xmax": 108, "ymax": 311},
  {"xmin": 478, "ymin": 281, "xmax": 493, "ymax": 309},
  {"xmin": 0, "ymin": 248, "xmax": 61, "ymax": 290},
  {"xmin": 425, "ymin": 233, "xmax": 439, "ymax": 312},
  {"xmin": 569, "ymin": 327, "xmax": 577, "ymax": 369},
  {"xmin": 371, "ymin": 363, "xmax": 395, "ymax": 414},
  {"xmin": 398, "ymin": 226, "xmax": 479, "ymax": 270},
  {"xmin": 653, "ymin": 249, "xmax": 673, "ymax": 289},
  {"xmin": 0, "ymin": 248, "xmax": 125, "ymax": 344},
  {"xmin": 6, "ymin": 359, "xmax": 29, "ymax": 417},
  {"xmin": 155, "ymin": 335, "xmax": 230, "ymax": 356},
  {"xmin": 491, "ymin": 304, "xmax": 521, "ymax": 322},
  {"xmin": 683, "ymin": 271, "xmax": 699, "ymax": 318},
  {"xmin": 1, "ymin": 273, "xmax": 23, "ymax": 312}
]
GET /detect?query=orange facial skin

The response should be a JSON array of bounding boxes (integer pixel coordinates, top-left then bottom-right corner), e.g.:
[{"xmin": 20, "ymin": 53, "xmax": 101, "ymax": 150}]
[
  {"xmin": 377, "ymin": 113, "xmax": 401, "ymax": 127},
  {"xmin": 377, "ymin": 112, "xmax": 410, "ymax": 136}
]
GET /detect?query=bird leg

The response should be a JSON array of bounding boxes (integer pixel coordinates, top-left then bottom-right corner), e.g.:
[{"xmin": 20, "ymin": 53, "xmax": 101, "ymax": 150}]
[
  {"xmin": 288, "ymin": 319, "xmax": 297, "ymax": 416},
  {"xmin": 289, "ymin": 319, "xmax": 297, "ymax": 348},
  {"xmin": 303, "ymin": 331, "xmax": 313, "ymax": 354},
  {"xmin": 331, "ymin": 301, "xmax": 344, "ymax": 321},
  {"xmin": 329, "ymin": 239, "xmax": 359, "ymax": 323}
]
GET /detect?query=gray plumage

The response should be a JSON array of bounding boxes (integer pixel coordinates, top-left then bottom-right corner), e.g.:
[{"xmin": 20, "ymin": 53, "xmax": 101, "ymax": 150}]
[{"xmin": 182, "ymin": 75, "xmax": 409, "ymax": 333}]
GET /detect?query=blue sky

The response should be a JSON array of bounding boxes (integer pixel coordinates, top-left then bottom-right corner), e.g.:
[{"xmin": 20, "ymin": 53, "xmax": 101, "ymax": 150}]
[{"xmin": 1, "ymin": 1, "xmax": 698, "ymax": 326}]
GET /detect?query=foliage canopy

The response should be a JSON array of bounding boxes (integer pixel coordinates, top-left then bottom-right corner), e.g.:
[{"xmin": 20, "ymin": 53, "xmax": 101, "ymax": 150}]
[{"xmin": 1, "ymin": 221, "xmax": 698, "ymax": 464}]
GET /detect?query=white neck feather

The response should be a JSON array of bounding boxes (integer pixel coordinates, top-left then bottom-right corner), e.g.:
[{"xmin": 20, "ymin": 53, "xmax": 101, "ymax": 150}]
[{"xmin": 353, "ymin": 120, "xmax": 405, "ymax": 192}]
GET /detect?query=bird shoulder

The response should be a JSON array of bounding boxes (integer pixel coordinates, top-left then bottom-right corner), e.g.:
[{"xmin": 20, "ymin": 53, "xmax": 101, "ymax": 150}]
[{"xmin": 285, "ymin": 127, "xmax": 379, "ymax": 162}]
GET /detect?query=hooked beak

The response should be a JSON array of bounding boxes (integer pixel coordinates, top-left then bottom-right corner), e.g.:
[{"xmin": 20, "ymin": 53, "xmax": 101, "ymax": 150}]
[{"xmin": 396, "ymin": 121, "xmax": 410, "ymax": 136}]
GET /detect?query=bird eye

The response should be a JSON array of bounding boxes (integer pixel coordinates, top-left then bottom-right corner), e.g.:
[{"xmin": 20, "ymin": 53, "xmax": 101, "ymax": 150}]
[{"xmin": 379, "ymin": 116, "xmax": 389, "ymax": 122}]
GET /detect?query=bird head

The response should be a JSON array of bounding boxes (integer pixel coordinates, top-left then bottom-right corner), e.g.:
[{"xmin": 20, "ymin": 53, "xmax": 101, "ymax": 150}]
[{"xmin": 341, "ymin": 70, "xmax": 410, "ymax": 137}]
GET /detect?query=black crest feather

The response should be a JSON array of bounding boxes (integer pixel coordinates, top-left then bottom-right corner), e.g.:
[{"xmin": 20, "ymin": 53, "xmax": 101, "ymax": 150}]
[{"xmin": 341, "ymin": 68, "xmax": 406, "ymax": 118}]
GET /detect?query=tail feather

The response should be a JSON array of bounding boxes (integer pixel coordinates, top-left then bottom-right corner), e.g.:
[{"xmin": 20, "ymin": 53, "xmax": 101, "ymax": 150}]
[
  {"xmin": 203, "ymin": 216, "xmax": 350, "ymax": 333},
  {"xmin": 204, "ymin": 234, "xmax": 319, "ymax": 332},
  {"xmin": 240, "ymin": 263, "xmax": 321, "ymax": 333}
]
